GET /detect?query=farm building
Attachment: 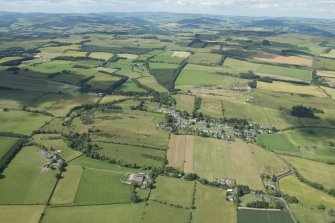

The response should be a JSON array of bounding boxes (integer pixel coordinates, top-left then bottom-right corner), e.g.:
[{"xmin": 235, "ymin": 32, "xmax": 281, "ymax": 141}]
[
  {"xmin": 126, "ymin": 173, "xmax": 148, "ymax": 188},
  {"xmin": 217, "ymin": 178, "xmax": 236, "ymax": 186}
]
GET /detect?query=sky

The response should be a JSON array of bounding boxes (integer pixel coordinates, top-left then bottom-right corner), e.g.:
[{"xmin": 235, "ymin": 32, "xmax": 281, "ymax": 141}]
[{"xmin": 0, "ymin": 0, "xmax": 335, "ymax": 19}]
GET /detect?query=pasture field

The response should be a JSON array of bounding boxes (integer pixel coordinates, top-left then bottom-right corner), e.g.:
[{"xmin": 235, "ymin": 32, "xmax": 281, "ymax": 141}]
[
  {"xmin": 106, "ymin": 60, "xmax": 140, "ymax": 78},
  {"xmin": 193, "ymin": 137, "xmax": 264, "ymax": 189},
  {"xmin": 263, "ymin": 108, "xmax": 302, "ymax": 130},
  {"xmin": 150, "ymin": 176, "xmax": 194, "ymax": 208},
  {"xmin": 193, "ymin": 183, "xmax": 237, "ymax": 223},
  {"xmin": 283, "ymin": 155, "xmax": 335, "ymax": 189},
  {"xmin": 50, "ymin": 165, "xmax": 83, "ymax": 204},
  {"xmin": 0, "ymin": 89, "xmax": 43, "ymax": 109},
  {"xmin": 95, "ymin": 141, "xmax": 166, "ymax": 167},
  {"xmin": 31, "ymin": 134, "xmax": 81, "ymax": 162},
  {"xmin": 238, "ymin": 209, "xmax": 294, "ymax": 223},
  {"xmin": 89, "ymin": 52, "xmax": 113, "ymax": 61},
  {"xmin": 116, "ymin": 79, "xmax": 146, "ymax": 92},
  {"xmin": 42, "ymin": 203, "xmax": 145, "ymax": 223},
  {"xmin": 29, "ymin": 60, "xmax": 74, "ymax": 74},
  {"xmin": 167, "ymin": 134, "xmax": 194, "ymax": 171},
  {"xmin": 40, "ymin": 45, "xmax": 80, "ymax": 53},
  {"xmin": 256, "ymin": 81, "xmax": 326, "ymax": 98},
  {"xmin": 221, "ymin": 100, "xmax": 269, "ymax": 125},
  {"xmin": 87, "ymin": 72, "xmax": 120, "ymax": 90},
  {"xmin": 223, "ymin": 57, "xmax": 262, "ymax": 74},
  {"xmin": 252, "ymin": 53, "xmax": 312, "ymax": 66},
  {"xmin": 173, "ymin": 94, "xmax": 195, "ymax": 112},
  {"xmin": 150, "ymin": 51, "xmax": 184, "ymax": 64},
  {"xmin": 187, "ymin": 53, "xmax": 223, "ymax": 65},
  {"xmin": 198, "ymin": 95, "xmax": 223, "ymax": 118},
  {"xmin": 27, "ymin": 93, "xmax": 64, "ymax": 111},
  {"xmin": 0, "ymin": 73, "xmax": 79, "ymax": 94},
  {"xmin": 0, "ymin": 205, "xmax": 45, "ymax": 223},
  {"xmin": 0, "ymin": 56, "xmax": 22, "ymax": 64},
  {"xmin": 289, "ymin": 203, "xmax": 330, "ymax": 223},
  {"xmin": 117, "ymin": 53, "xmax": 138, "ymax": 60},
  {"xmin": 280, "ymin": 175, "xmax": 335, "ymax": 209},
  {"xmin": 0, "ymin": 146, "xmax": 58, "ymax": 204},
  {"xmin": 48, "ymin": 93, "xmax": 100, "ymax": 117},
  {"xmin": 99, "ymin": 95, "xmax": 129, "ymax": 104},
  {"xmin": 284, "ymin": 128, "xmax": 335, "ymax": 161},
  {"xmin": 257, "ymin": 64, "xmax": 311, "ymax": 82},
  {"xmin": 73, "ymin": 168, "xmax": 132, "ymax": 204},
  {"xmin": 137, "ymin": 76, "xmax": 167, "ymax": 92},
  {"xmin": 141, "ymin": 201, "xmax": 190, "ymax": 223},
  {"xmin": 256, "ymin": 133, "xmax": 299, "ymax": 155},
  {"xmin": 316, "ymin": 57, "xmax": 335, "ymax": 71},
  {"xmin": 0, "ymin": 110, "xmax": 51, "ymax": 135},
  {"xmin": 60, "ymin": 50, "xmax": 87, "ymax": 57},
  {"xmin": 0, "ymin": 136, "xmax": 19, "ymax": 160}
]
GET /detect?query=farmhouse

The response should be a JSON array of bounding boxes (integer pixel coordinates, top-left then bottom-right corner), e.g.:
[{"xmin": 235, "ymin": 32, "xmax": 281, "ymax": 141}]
[
  {"xmin": 217, "ymin": 178, "xmax": 236, "ymax": 186},
  {"xmin": 126, "ymin": 173, "xmax": 148, "ymax": 188}
]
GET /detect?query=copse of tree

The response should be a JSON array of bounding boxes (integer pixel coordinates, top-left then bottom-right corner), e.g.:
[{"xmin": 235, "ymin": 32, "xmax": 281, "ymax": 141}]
[
  {"xmin": 291, "ymin": 105, "xmax": 323, "ymax": 118},
  {"xmin": 239, "ymin": 71, "xmax": 259, "ymax": 80},
  {"xmin": 248, "ymin": 80, "xmax": 257, "ymax": 89},
  {"xmin": 247, "ymin": 201, "xmax": 269, "ymax": 208},
  {"xmin": 262, "ymin": 39, "xmax": 272, "ymax": 46},
  {"xmin": 237, "ymin": 185, "xmax": 250, "ymax": 197}
]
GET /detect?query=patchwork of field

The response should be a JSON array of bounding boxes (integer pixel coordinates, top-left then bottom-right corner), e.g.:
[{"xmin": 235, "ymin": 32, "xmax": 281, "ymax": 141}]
[
  {"xmin": 283, "ymin": 155, "xmax": 335, "ymax": 189},
  {"xmin": 193, "ymin": 183, "xmax": 237, "ymax": 223},
  {"xmin": 0, "ymin": 146, "xmax": 58, "ymax": 204},
  {"xmin": 238, "ymin": 209, "xmax": 294, "ymax": 223},
  {"xmin": 252, "ymin": 53, "xmax": 312, "ymax": 66}
]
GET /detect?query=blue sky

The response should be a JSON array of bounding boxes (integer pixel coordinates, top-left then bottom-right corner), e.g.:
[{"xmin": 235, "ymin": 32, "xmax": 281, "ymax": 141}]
[{"xmin": 1, "ymin": 0, "xmax": 334, "ymax": 19}]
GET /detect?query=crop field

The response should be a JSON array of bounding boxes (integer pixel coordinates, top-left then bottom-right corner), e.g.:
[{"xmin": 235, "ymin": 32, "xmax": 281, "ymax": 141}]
[
  {"xmin": 172, "ymin": 51, "xmax": 191, "ymax": 58},
  {"xmin": 193, "ymin": 137, "xmax": 264, "ymax": 189},
  {"xmin": 256, "ymin": 133, "xmax": 299, "ymax": 155},
  {"xmin": 173, "ymin": 94, "xmax": 195, "ymax": 112},
  {"xmin": 141, "ymin": 201, "xmax": 190, "ymax": 223},
  {"xmin": 167, "ymin": 134, "xmax": 194, "ymax": 171},
  {"xmin": 283, "ymin": 156, "xmax": 335, "ymax": 189},
  {"xmin": 73, "ymin": 168, "xmax": 132, "ymax": 204},
  {"xmin": 42, "ymin": 204, "xmax": 145, "ymax": 223},
  {"xmin": 187, "ymin": 53, "xmax": 223, "ymax": 65},
  {"xmin": 280, "ymin": 175, "xmax": 335, "ymax": 209},
  {"xmin": 150, "ymin": 176, "xmax": 194, "ymax": 208},
  {"xmin": 252, "ymin": 53, "xmax": 312, "ymax": 66},
  {"xmin": 317, "ymin": 70, "xmax": 335, "ymax": 78},
  {"xmin": 193, "ymin": 183, "xmax": 237, "ymax": 223},
  {"xmin": 0, "ymin": 146, "xmax": 57, "ymax": 204},
  {"xmin": 0, "ymin": 205, "xmax": 45, "ymax": 223},
  {"xmin": 238, "ymin": 209, "xmax": 294, "ymax": 223},
  {"xmin": 89, "ymin": 52, "xmax": 113, "ymax": 61},
  {"xmin": 0, "ymin": 89, "xmax": 43, "ymax": 109},
  {"xmin": 0, "ymin": 110, "xmax": 51, "ymax": 135}
]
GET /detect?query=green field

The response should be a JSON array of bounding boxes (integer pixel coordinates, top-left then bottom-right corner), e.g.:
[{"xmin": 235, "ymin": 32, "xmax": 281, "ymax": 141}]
[
  {"xmin": 173, "ymin": 94, "xmax": 195, "ymax": 113},
  {"xmin": 187, "ymin": 53, "xmax": 223, "ymax": 65},
  {"xmin": 0, "ymin": 110, "xmax": 51, "ymax": 135},
  {"xmin": 193, "ymin": 183, "xmax": 237, "ymax": 223},
  {"xmin": 289, "ymin": 203, "xmax": 330, "ymax": 223},
  {"xmin": 0, "ymin": 146, "xmax": 58, "ymax": 204},
  {"xmin": 0, "ymin": 89, "xmax": 43, "ymax": 109},
  {"xmin": 0, "ymin": 136, "xmax": 19, "ymax": 161},
  {"xmin": 150, "ymin": 51, "xmax": 184, "ymax": 64},
  {"xmin": 256, "ymin": 133, "xmax": 299, "ymax": 154},
  {"xmin": 150, "ymin": 176, "xmax": 194, "ymax": 208},
  {"xmin": 73, "ymin": 168, "xmax": 132, "ymax": 204},
  {"xmin": 238, "ymin": 209, "xmax": 294, "ymax": 223},
  {"xmin": 29, "ymin": 60, "xmax": 74, "ymax": 74},
  {"xmin": 42, "ymin": 203, "xmax": 145, "ymax": 223}
]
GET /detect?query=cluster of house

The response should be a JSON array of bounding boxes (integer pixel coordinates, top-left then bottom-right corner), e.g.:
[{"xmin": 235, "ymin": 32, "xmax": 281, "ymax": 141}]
[
  {"xmin": 125, "ymin": 173, "xmax": 148, "ymax": 188},
  {"xmin": 216, "ymin": 178, "xmax": 237, "ymax": 202},
  {"xmin": 41, "ymin": 150, "xmax": 64, "ymax": 169}
]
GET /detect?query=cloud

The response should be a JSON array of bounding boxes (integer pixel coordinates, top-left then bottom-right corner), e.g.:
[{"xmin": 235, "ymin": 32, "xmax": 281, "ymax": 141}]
[{"xmin": 0, "ymin": 0, "xmax": 334, "ymax": 19}]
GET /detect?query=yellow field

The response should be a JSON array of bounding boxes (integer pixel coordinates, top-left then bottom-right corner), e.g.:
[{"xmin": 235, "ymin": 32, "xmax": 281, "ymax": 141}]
[
  {"xmin": 89, "ymin": 52, "xmax": 113, "ymax": 61},
  {"xmin": 167, "ymin": 134, "xmax": 194, "ymax": 172},
  {"xmin": 280, "ymin": 175, "xmax": 335, "ymax": 209},
  {"xmin": 321, "ymin": 86, "xmax": 335, "ymax": 99},
  {"xmin": 198, "ymin": 95, "xmax": 223, "ymax": 118},
  {"xmin": 61, "ymin": 50, "xmax": 87, "ymax": 57},
  {"xmin": 283, "ymin": 156, "xmax": 335, "ymax": 189},
  {"xmin": 257, "ymin": 81, "xmax": 327, "ymax": 98},
  {"xmin": 253, "ymin": 53, "xmax": 312, "ymax": 66},
  {"xmin": 172, "ymin": 51, "xmax": 191, "ymax": 58},
  {"xmin": 173, "ymin": 94, "xmax": 195, "ymax": 112},
  {"xmin": 317, "ymin": 70, "xmax": 335, "ymax": 78},
  {"xmin": 50, "ymin": 165, "xmax": 83, "ymax": 204},
  {"xmin": 0, "ymin": 205, "xmax": 45, "ymax": 223},
  {"xmin": 117, "ymin": 53, "xmax": 138, "ymax": 60},
  {"xmin": 99, "ymin": 95, "xmax": 129, "ymax": 104},
  {"xmin": 321, "ymin": 49, "xmax": 335, "ymax": 58}
]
